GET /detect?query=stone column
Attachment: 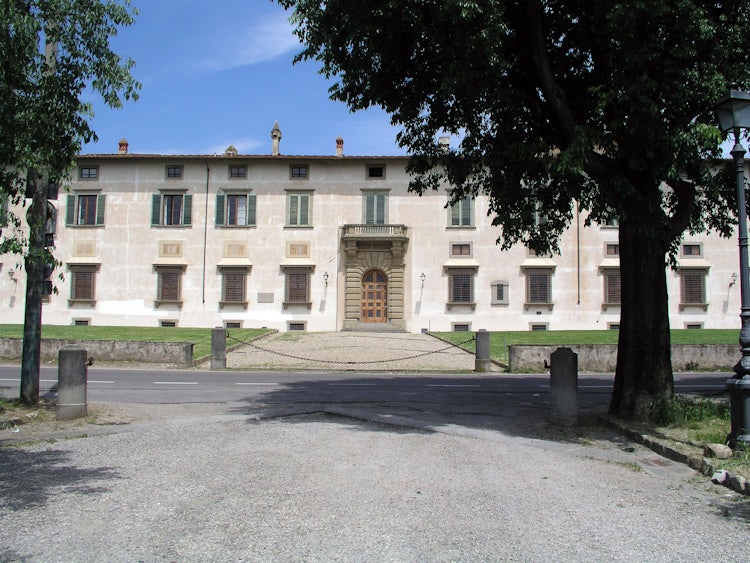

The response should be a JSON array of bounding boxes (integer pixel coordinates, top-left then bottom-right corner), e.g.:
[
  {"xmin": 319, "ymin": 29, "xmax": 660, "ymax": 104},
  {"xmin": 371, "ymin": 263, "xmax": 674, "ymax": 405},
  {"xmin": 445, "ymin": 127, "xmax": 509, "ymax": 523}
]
[
  {"xmin": 475, "ymin": 329, "xmax": 491, "ymax": 372},
  {"xmin": 56, "ymin": 348, "xmax": 88, "ymax": 421},
  {"xmin": 550, "ymin": 347, "xmax": 578, "ymax": 425},
  {"xmin": 210, "ymin": 327, "xmax": 227, "ymax": 370}
]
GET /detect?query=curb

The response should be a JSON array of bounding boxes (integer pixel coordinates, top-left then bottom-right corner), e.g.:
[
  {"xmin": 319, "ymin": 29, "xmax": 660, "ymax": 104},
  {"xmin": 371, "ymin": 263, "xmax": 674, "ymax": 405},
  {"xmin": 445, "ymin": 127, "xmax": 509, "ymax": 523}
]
[{"xmin": 606, "ymin": 416, "xmax": 750, "ymax": 497}]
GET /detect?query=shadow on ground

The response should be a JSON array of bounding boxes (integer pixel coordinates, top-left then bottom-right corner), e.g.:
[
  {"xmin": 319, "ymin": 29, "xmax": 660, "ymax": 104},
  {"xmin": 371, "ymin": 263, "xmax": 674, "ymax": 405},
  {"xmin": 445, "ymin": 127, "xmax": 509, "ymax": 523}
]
[{"xmin": 228, "ymin": 373, "xmax": 624, "ymax": 448}]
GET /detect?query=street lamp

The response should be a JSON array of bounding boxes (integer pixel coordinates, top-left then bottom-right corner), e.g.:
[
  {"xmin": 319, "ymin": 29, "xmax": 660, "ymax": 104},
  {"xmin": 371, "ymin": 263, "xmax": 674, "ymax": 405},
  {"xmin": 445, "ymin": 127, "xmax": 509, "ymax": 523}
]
[{"xmin": 715, "ymin": 87, "xmax": 750, "ymax": 448}]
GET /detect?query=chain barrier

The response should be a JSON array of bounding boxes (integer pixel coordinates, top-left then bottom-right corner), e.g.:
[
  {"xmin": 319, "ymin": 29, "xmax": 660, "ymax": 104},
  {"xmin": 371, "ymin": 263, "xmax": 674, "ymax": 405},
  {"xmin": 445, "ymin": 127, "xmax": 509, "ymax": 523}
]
[{"xmin": 226, "ymin": 332, "xmax": 476, "ymax": 366}]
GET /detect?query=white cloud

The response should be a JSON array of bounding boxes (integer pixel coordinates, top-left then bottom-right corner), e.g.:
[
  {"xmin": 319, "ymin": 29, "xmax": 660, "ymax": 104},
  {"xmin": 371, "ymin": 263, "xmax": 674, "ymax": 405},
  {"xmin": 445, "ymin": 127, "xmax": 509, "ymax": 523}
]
[{"xmin": 195, "ymin": 14, "xmax": 301, "ymax": 73}]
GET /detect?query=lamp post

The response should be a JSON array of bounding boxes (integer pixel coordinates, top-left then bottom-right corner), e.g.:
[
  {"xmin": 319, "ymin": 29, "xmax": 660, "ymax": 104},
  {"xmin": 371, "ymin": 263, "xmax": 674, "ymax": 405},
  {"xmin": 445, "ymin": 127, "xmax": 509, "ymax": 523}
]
[{"xmin": 715, "ymin": 88, "xmax": 750, "ymax": 448}]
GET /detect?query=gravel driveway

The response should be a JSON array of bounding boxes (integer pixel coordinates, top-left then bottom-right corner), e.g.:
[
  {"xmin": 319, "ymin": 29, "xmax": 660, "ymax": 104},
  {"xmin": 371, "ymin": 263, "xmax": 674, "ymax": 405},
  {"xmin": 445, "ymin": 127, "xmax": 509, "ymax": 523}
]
[{"xmin": 1, "ymin": 406, "xmax": 748, "ymax": 562}]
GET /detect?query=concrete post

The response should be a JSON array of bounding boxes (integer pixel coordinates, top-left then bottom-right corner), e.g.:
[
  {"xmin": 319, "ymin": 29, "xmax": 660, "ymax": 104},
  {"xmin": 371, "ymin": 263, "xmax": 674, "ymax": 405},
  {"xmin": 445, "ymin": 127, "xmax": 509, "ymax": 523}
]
[
  {"xmin": 56, "ymin": 348, "xmax": 87, "ymax": 421},
  {"xmin": 210, "ymin": 327, "xmax": 227, "ymax": 370},
  {"xmin": 475, "ymin": 329, "xmax": 491, "ymax": 373},
  {"xmin": 550, "ymin": 347, "xmax": 578, "ymax": 426}
]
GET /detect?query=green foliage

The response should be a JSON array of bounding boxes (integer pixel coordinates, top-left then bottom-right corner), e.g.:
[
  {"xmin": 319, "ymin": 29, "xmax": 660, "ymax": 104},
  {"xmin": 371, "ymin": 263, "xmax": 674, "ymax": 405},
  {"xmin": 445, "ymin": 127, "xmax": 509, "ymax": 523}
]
[
  {"xmin": 650, "ymin": 394, "xmax": 730, "ymax": 427},
  {"xmin": 0, "ymin": 0, "xmax": 141, "ymax": 257}
]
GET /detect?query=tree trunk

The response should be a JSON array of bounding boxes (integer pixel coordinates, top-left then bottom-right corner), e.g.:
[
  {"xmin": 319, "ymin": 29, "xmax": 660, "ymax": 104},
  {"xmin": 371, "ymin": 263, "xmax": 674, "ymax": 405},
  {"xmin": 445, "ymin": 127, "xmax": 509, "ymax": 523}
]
[{"xmin": 609, "ymin": 216, "xmax": 674, "ymax": 420}]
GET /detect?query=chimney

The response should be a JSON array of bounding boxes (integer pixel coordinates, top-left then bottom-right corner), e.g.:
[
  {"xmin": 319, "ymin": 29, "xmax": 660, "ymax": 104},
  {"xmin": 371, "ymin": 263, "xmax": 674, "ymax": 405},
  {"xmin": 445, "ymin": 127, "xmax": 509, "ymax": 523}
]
[
  {"xmin": 438, "ymin": 136, "xmax": 450, "ymax": 153},
  {"xmin": 271, "ymin": 121, "xmax": 282, "ymax": 155},
  {"xmin": 336, "ymin": 136, "xmax": 344, "ymax": 157},
  {"xmin": 118, "ymin": 138, "xmax": 129, "ymax": 154}
]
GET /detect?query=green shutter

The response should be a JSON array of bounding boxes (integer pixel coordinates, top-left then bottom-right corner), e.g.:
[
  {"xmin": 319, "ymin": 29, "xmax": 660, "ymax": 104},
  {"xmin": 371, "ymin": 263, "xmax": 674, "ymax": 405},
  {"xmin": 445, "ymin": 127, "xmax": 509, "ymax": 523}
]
[
  {"xmin": 247, "ymin": 194, "xmax": 256, "ymax": 225},
  {"xmin": 215, "ymin": 194, "xmax": 225, "ymax": 225},
  {"xmin": 375, "ymin": 193, "xmax": 385, "ymax": 224},
  {"xmin": 95, "ymin": 195, "xmax": 106, "ymax": 225},
  {"xmin": 66, "ymin": 194, "xmax": 76, "ymax": 225},
  {"xmin": 289, "ymin": 194, "xmax": 299, "ymax": 225},
  {"xmin": 461, "ymin": 198, "xmax": 472, "ymax": 226},
  {"xmin": 151, "ymin": 194, "xmax": 161, "ymax": 226},
  {"xmin": 299, "ymin": 194, "xmax": 309, "ymax": 225},
  {"xmin": 182, "ymin": 194, "xmax": 192, "ymax": 226},
  {"xmin": 365, "ymin": 194, "xmax": 374, "ymax": 224}
]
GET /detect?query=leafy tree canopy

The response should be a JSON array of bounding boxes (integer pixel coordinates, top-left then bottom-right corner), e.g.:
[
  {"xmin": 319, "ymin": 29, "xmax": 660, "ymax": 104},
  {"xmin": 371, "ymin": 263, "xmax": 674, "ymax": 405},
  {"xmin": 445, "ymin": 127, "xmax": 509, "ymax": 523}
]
[
  {"xmin": 279, "ymin": 0, "xmax": 750, "ymax": 253},
  {"xmin": 0, "ymin": 0, "xmax": 140, "ymax": 255}
]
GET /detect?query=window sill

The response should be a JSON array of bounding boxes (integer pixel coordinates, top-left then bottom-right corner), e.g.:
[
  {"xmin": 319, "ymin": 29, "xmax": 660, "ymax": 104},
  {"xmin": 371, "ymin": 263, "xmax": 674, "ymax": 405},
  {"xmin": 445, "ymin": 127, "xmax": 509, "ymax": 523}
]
[
  {"xmin": 154, "ymin": 300, "xmax": 183, "ymax": 308},
  {"xmin": 283, "ymin": 301, "xmax": 312, "ymax": 309},
  {"xmin": 66, "ymin": 224, "xmax": 103, "ymax": 229},
  {"xmin": 283, "ymin": 225, "xmax": 313, "ymax": 229},
  {"xmin": 679, "ymin": 303, "xmax": 708, "ymax": 311},
  {"xmin": 216, "ymin": 225, "xmax": 256, "ymax": 229},
  {"xmin": 446, "ymin": 302, "xmax": 476, "ymax": 310},
  {"xmin": 446, "ymin": 225, "xmax": 476, "ymax": 230},
  {"xmin": 68, "ymin": 299, "xmax": 95, "ymax": 307},
  {"xmin": 491, "ymin": 301, "xmax": 509, "ymax": 306},
  {"xmin": 602, "ymin": 303, "xmax": 621, "ymax": 311},
  {"xmin": 219, "ymin": 301, "xmax": 248, "ymax": 309},
  {"xmin": 524, "ymin": 303, "xmax": 554, "ymax": 311},
  {"xmin": 151, "ymin": 225, "xmax": 191, "ymax": 229}
]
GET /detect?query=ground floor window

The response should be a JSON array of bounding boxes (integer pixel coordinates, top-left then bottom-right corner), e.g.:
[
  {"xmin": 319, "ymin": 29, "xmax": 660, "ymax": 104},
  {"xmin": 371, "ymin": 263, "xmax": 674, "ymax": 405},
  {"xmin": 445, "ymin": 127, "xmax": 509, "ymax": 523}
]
[
  {"xmin": 220, "ymin": 266, "xmax": 250, "ymax": 307},
  {"xmin": 68, "ymin": 264, "xmax": 99, "ymax": 305},
  {"xmin": 282, "ymin": 266, "xmax": 313, "ymax": 308},
  {"xmin": 155, "ymin": 265, "xmax": 185, "ymax": 307},
  {"xmin": 680, "ymin": 268, "xmax": 707, "ymax": 308}
]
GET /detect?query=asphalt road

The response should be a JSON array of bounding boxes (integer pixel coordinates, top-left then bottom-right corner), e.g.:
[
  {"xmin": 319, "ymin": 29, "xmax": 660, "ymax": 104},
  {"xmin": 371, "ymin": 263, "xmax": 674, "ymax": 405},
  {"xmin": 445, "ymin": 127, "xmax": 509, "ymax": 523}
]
[{"xmin": 0, "ymin": 364, "xmax": 730, "ymax": 412}]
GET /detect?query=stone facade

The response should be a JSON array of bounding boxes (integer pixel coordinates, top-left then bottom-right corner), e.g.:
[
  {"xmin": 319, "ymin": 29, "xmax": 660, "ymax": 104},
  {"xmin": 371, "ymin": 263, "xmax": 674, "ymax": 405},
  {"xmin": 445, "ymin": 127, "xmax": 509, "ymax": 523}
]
[{"xmin": 0, "ymin": 136, "xmax": 745, "ymax": 333}]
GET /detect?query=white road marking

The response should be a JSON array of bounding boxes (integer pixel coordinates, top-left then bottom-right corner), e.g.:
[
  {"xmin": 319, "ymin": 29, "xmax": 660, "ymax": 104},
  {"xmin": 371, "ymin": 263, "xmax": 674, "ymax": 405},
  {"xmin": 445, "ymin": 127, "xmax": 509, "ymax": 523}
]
[
  {"xmin": 153, "ymin": 381, "xmax": 198, "ymax": 385},
  {"xmin": 426, "ymin": 384, "xmax": 481, "ymax": 388},
  {"xmin": 235, "ymin": 382, "xmax": 280, "ymax": 386}
]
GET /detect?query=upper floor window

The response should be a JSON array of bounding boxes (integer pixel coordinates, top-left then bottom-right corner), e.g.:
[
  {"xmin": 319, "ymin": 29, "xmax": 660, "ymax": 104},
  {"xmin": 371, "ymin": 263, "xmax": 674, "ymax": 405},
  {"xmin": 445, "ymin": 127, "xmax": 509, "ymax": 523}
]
[
  {"xmin": 363, "ymin": 192, "xmax": 387, "ymax": 225},
  {"xmin": 367, "ymin": 164, "xmax": 385, "ymax": 179},
  {"xmin": 287, "ymin": 192, "xmax": 312, "ymax": 227},
  {"xmin": 216, "ymin": 193, "xmax": 256, "ymax": 227},
  {"xmin": 291, "ymin": 165, "xmax": 309, "ymax": 179},
  {"xmin": 78, "ymin": 166, "xmax": 98, "ymax": 180},
  {"xmin": 451, "ymin": 243, "xmax": 472, "ymax": 257},
  {"xmin": 166, "ymin": 165, "xmax": 183, "ymax": 179},
  {"xmin": 65, "ymin": 193, "xmax": 105, "ymax": 226},
  {"xmin": 449, "ymin": 197, "xmax": 474, "ymax": 227},
  {"xmin": 605, "ymin": 243, "xmax": 620, "ymax": 256},
  {"xmin": 229, "ymin": 165, "xmax": 247, "ymax": 179},
  {"xmin": 152, "ymin": 193, "xmax": 192, "ymax": 227}
]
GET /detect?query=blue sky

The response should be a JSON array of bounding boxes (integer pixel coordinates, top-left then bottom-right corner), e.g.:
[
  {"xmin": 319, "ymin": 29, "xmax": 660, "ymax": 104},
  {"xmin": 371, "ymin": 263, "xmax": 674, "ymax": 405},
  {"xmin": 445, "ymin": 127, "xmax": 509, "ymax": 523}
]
[{"xmin": 82, "ymin": 0, "xmax": 405, "ymax": 157}]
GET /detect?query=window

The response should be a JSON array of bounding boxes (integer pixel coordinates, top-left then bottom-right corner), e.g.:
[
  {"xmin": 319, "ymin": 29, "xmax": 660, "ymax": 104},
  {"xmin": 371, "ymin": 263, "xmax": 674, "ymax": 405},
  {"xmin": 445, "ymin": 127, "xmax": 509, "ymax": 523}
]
[
  {"xmin": 155, "ymin": 266, "xmax": 185, "ymax": 306},
  {"xmin": 283, "ymin": 266, "xmax": 312, "ymax": 307},
  {"xmin": 530, "ymin": 324, "xmax": 548, "ymax": 332},
  {"xmin": 600, "ymin": 218, "xmax": 619, "ymax": 228},
  {"xmin": 287, "ymin": 192, "xmax": 311, "ymax": 226},
  {"xmin": 79, "ymin": 166, "xmax": 98, "ymax": 180},
  {"xmin": 367, "ymin": 164, "xmax": 385, "ymax": 179},
  {"xmin": 65, "ymin": 193, "xmax": 105, "ymax": 226},
  {"xmin": 229, "ymin": 165, "xmax": 246, "ymax": 179},
  {"xmin": 160, "ymin": 320, "xmax": 177, "ymax": 328},
  {"xmin": 680, "ymin": 269, "xmax": 707, "ymax": 307},
  {"xmin": 225, "ymin": 321, "xmax": 242, "ymax": 329},
  {"xmin": 603, "ymin": 268, "xmax": 621, "ymax": 305},
  {"xmin": 448, "ymin": 268, "xmax": 475, "ymax": 305},
  {"xmin": 452, "ymin": 323, "xmax": 471, "ymax": 332},
  {"xmin": 152, "ymin": 193, "xmax": 192, "ymax": 226},
  {"xmin": 525, "ymin": 268, "xmax": 552, "ymax": 305},
  {"xmin": 605, "ymin": 243, "xmax": 620, "ymax": 256},
  {"xmin": 220, "ymin": 267, "xmax": 248, "ymax": 307},
  {"xmin": 288, "ymin": 322, "xmax": 307, "ymax": 331},
  {"xmin": 491, "ymin": 280, "xmax": 509, "ymax": 305},
  {"xmin": 290, "ymin": 165, "xmax": 308, "ymax": 179},
  {"xmin": 363, "ymin": 192, "xmax": 387, "ymax": 225},
  {"xmin": 166, "ymin": 165, "xmax": 183, "ymax": 179},
  {"xmin": 686, "ymin": 323, "xmax": 703, "ymax": 329},
  {"xmin": 451, "ymin": 243, "xmax": 472, "ymax": 256},
  {"xmin": 216, "ymin": 193, "xmax": 256, "ymax": 226},
  {"xmin": 449, "ymin": 197, "xmax": 474, "ymax": 227},
  {"xmin": 682, "ymin": 243, "xmax": 702, "ymax": 257},
  {"xmin": 73, "ymin": 319, "xmax": 90, "ymax": 326},
  {"xmin": 68, "ymin": 265, "xmax": 98, "ymax": 303}
]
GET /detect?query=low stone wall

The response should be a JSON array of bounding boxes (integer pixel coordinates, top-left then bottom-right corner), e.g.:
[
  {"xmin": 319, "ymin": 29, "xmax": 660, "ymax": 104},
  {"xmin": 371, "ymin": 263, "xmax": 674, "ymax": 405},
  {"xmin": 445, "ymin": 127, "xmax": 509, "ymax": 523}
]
[
  {"xmin": 508, "ymin": 344, "xmax": 737, "ymax": 372},
  {"xmin": 0, "ymin": 338, "xmax": 194, "ymax": 367}
]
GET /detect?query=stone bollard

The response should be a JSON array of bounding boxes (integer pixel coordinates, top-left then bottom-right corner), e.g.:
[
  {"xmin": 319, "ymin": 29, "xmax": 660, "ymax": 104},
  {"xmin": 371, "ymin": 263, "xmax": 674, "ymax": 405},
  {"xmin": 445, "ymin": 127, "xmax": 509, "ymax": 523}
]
[
  {"xmin": 210, "ymin": 327, "xmax": 227, "ymax": 370},
  {"xmin": 475, "ymin": 329, "xmax": 491, "ymax": 373},
  {"xmin": 550, "ymin": 347, "xmax": 578, "ymax": 426},
  {"xmin": 56, "ymin": 348, "xmax": 88, "ymax": 421}
]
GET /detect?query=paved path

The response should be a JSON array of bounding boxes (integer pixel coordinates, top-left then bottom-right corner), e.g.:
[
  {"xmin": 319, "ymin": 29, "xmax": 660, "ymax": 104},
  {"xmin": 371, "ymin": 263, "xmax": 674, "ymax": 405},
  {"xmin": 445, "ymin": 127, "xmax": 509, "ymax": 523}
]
[{"xmin": 226, "ymin": 331, "xmax": 485, "ymax": 372}]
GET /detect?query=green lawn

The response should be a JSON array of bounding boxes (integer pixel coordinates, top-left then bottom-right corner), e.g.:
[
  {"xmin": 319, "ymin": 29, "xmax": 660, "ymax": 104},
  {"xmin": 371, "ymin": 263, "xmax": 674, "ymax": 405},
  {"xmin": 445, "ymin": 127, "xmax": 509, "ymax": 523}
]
[
  {"xmin": 0, "ymin": 325, "xmax": 270, "ymax": 360},
  {"xmin": 433, "ymin": 329, "xmax": 739, "ymax": 364}
]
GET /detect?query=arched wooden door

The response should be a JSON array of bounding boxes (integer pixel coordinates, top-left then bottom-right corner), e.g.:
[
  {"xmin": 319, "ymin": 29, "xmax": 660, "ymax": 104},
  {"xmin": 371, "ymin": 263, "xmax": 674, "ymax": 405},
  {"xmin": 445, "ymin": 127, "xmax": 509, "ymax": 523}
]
[{"xmin": 361, "ymin": 270, "xmax": 387, "ymax": 322}]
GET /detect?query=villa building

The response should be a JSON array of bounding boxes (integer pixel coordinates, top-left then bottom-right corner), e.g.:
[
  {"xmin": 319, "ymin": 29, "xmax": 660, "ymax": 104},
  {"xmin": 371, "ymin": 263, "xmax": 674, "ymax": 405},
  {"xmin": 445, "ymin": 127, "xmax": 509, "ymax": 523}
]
[{"xmin": 0, "ymin": 125, "xmax": 742, "ymax": 333}]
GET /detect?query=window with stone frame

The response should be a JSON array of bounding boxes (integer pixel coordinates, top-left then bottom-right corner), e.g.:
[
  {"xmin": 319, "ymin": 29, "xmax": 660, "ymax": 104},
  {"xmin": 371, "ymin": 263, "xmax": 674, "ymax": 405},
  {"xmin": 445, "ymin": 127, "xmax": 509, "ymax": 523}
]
[{"xmin": 220, "ymin": 267, "xmax": 249, "ymax": 307}]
